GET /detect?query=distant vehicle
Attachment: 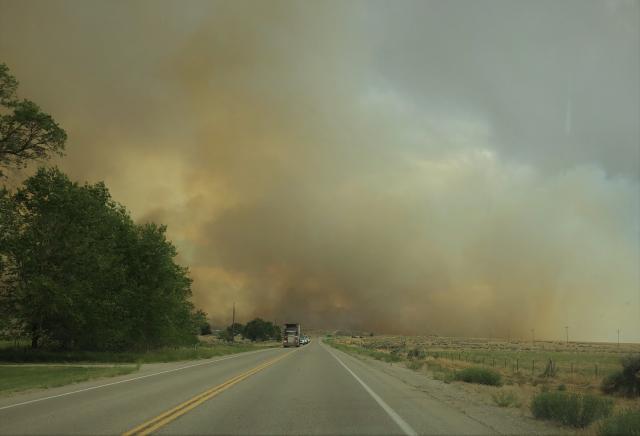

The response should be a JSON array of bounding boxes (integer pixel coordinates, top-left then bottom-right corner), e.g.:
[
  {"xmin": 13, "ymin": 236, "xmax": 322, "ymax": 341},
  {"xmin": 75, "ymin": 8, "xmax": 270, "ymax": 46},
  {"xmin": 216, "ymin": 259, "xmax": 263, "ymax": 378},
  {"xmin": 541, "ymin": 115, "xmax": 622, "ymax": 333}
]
[
  {"xmin": 283, "ymin": 323, "xmax": 301, "ymax": 347},
  {"xmin": 300, "ymin": 335, "xmax": 309, "ymax": 345}
]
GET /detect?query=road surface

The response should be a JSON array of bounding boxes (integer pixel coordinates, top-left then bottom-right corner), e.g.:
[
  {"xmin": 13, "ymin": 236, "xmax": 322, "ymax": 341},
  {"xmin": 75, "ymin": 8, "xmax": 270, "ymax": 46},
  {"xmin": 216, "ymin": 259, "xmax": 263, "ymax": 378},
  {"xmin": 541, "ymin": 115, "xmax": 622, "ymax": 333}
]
[{"xmin": 0, "ymin": 340, "xmax": 555, "ymax": 435}]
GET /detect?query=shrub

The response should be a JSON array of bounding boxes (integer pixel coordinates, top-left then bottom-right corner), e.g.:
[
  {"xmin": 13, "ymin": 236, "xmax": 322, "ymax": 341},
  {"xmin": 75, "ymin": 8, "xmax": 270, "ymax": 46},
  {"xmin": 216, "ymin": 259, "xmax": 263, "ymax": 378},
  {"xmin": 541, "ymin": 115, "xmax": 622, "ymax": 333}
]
[
  {"xmin": 380, "ymin": 351, "xmax": 403, "ymax": 363},
  {"xmin": 531, "ymin": 391, "xmax": 613, "ymax": 428},
  {"xmin": 454, "ymin": 367, "xmax": 502, "ymax": 386},
  {"xmin": 407, "ymin": 347, "xmax": 426, "ymax": 360},
  {"xmin": 598, "ymin": 410, "xmax": 640, "ymax": 436},
  {"xmin": 405, "ymin": 360, "xmax": 424, "ymax": 371},
  {"xmin": 426, "ymin": 360, "xmax": 444, "ymax": 372},
  {"xmin": 443, "ymin": 371, "xmax": 455, "ymax": 383},
  {"xmin": 492, "ymin": 389, "xmax": 521, "ymax": 408},
  {"xmin": 601, "ymin": 355, "xmax": 640, "ymax": 398},
  {"xmin": 433, "ymin": 370, "xmax": 455, "ymax": 384},
  {"xmin": 390, "ymin": 348, "xmax": 403, "ymax": 358}
]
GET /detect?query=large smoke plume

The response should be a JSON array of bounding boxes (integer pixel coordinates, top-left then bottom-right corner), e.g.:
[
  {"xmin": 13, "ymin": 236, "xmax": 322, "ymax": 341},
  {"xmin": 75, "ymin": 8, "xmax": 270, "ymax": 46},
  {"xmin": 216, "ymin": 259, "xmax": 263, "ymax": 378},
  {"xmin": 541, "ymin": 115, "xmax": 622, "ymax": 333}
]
[{"xmin": 1, "ymin": 0, "xmax": 638, "ymax": 341}]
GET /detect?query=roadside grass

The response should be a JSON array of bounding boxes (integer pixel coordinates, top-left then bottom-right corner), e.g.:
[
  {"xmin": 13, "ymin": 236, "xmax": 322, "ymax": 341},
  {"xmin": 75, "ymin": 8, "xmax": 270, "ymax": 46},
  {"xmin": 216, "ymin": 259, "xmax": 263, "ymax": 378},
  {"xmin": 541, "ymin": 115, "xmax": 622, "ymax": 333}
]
[
  {"xmin": 0, "ymin": 365, "xmax": 137, "ymax": 395},
  {"xmin": 337, "ymin": 335, "xmax": 640, "ymax": 395},
  {"xmin": 405, "ymin": 360, "xmax": 425, "ymax": 371},
  {"xmin": 492, "ymin": 388, "xmax": 522, "ymax": 408},
  {"xmin": 330, "ymin": 334, "xmax": 640, "ymax": 430},
  {"xmin": 598, "ymin": 409, "xmax": 640, "ymax": 436},
  {"xmin": 0, "ymin": 342, "xmax": 272, "ymax": 364},
  {"xmin": 325, "ymin": 340, "xmax": 402, "ymax": 363}
]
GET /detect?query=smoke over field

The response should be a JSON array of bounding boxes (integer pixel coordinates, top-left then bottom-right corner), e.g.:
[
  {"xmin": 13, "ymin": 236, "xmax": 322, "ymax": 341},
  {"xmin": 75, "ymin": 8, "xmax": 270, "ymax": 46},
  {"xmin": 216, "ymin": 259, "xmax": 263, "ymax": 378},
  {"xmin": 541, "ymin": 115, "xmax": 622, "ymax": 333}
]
[{"xmin": 0, "ymin": 0, "xmax": 638, "ymax": 341}]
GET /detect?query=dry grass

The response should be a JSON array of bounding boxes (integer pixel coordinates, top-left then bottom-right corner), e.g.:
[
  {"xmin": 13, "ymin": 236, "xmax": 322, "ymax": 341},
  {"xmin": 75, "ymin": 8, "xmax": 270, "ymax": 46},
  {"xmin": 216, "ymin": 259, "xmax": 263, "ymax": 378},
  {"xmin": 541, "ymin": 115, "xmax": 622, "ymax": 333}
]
[
  {"xmin": 338, "ymin": 335, "xmax": 640, "ymax": 391},
  {"xmin": 330, "ymin": 334, "xmax": 640, "ymax": 430}
]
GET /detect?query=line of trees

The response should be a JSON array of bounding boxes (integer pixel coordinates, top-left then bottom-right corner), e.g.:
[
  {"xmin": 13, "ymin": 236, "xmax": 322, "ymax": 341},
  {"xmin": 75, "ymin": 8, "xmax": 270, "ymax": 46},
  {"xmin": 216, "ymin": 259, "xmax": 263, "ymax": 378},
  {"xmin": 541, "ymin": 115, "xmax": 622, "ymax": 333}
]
[
  {"xmin": 0, "ymin": 63, "xmax": 204, "ymax": 351},
  {"xmin": 218, "ymin": 318, "xmax": 281, "ymax": 342}
]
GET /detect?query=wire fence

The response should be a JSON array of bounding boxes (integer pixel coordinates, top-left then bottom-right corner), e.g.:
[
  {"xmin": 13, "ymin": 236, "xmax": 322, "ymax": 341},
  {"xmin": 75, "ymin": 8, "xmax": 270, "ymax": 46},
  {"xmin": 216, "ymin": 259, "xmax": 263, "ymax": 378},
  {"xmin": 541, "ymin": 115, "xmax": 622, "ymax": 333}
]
[{"xmin": 419, "ymin": 350, "xmax": 616, "ymax": 378}]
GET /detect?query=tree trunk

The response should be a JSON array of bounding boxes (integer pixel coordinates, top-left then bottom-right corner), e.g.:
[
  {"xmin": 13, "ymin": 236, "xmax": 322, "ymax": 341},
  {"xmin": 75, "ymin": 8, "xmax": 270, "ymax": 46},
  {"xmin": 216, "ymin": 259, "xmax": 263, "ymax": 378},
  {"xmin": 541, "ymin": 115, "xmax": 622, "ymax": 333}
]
[{"xmin": 31, "ymin": 332, "xmax": 39, "ymax": 349}]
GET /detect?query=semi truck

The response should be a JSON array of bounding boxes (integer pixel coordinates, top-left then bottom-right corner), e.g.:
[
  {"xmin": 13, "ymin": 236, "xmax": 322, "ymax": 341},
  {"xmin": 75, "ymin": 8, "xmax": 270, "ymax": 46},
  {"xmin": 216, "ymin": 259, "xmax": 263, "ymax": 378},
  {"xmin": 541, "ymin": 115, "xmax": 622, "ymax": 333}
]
[{"xmin": 283, "ymin": 323, "xmax": 301, "ymax": 347}]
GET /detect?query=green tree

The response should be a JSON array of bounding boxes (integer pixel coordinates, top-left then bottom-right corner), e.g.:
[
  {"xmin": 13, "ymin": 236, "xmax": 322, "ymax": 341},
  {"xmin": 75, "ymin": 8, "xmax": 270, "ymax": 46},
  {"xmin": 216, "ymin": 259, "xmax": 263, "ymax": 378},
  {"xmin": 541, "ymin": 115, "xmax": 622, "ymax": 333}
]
[
  {"xmin": 193, "ymin": 310, "xmax": 212, "ymax": 335},
  {"xmin": 1, "ymin": 168, "xmax": 134, "ymax": 348},
  {"xmin": 0, "ymin": 64, "xmax": 66, "ymax": 178},
  {"xmin": 272, "ymin": 324, "xmax": 282, "ymax": 341},
  {"xmin": 0, "ymin": 186, "xmax": 16, "ymax": 295},
  {"xmin": 218, "ymin": 322, "xmax": 243, "ymax": 342},
  {"xmin": 0, "ymin": 167, "xmax": 199, "ymax": 350},
  {"xmin": 200, "ymin": 323, "xmax": 212, "ymax": 336},
  {"xmin": 243, "ymin": 318, "xmax": 280, "ymax": 342},
  {"xmin": 122, "ymin": 222, "xmax": 196, "ymax": 350}
]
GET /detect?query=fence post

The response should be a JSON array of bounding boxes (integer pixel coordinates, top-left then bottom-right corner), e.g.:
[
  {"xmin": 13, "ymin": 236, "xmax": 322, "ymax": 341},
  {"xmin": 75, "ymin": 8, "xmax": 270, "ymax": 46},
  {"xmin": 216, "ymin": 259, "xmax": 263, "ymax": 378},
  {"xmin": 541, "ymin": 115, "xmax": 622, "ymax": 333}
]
[
  {"xmin": 532, "ymin": 360, "xmax": 535, "ymax": 375},
  {"xmin": 516, "ymin": 359, "xmax": 519, "ymax": 373}
]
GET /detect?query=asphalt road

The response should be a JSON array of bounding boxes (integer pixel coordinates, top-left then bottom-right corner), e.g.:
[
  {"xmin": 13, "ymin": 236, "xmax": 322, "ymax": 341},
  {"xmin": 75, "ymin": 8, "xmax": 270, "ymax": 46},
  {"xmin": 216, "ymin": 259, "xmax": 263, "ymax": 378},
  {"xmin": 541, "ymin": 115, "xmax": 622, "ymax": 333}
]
[{"xmin": 0, "ymin": 340, "xmax": 498, "ymax": 435}]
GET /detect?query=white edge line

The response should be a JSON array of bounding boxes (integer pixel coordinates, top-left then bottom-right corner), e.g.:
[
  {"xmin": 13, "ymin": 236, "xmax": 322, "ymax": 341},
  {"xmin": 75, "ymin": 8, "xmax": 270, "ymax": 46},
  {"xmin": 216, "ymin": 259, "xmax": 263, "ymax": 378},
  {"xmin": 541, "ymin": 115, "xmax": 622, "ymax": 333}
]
[
  {"xmin": 323, "ymin": 342, "xmax": 417, "ymax": 436},
  {"xmin": 0, "ymin": 347, "xmax": 275, "ymax": 411}
]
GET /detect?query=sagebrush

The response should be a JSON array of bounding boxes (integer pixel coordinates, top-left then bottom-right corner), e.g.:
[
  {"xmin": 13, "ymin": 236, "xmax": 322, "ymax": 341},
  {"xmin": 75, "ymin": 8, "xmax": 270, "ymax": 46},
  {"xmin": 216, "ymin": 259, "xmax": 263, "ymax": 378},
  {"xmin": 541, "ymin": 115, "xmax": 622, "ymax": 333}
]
[
  {"xmin": 598, "ymin": 409, "xmax": 640, "ymax": 436},
  {"xmin": 531, "ymin": 391, "xmax": 613, "ymax": 428},
  {"xmin": 454, "ymin": 367, "xmax": 502, "ymax": 386},
  {"xmin": 601, "ymin": 355, "xmax": 640, "ymax": 398},
  {"xmin": 491, "ymin": 389, "xmax": 521, "ymax": 408}
]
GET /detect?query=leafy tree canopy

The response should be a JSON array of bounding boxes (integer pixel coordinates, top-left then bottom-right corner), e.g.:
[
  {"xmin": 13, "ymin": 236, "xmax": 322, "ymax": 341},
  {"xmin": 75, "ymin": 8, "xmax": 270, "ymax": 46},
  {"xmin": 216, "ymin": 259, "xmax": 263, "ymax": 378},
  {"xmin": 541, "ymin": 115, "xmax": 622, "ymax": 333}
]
[
  {"xmin": 194, "ymin": 309, "xmax": 212, "ymax": 335},
  {"xmin": 0, "ymin": 167, "xmax": 199, "ymax": 350},
  {"xmin": 0, "ymin": 63, "xmax": 66, "ymax": 178},
  {"xmin": 243, "ymin": 318, "xmax": 281, "ymax": 342}
]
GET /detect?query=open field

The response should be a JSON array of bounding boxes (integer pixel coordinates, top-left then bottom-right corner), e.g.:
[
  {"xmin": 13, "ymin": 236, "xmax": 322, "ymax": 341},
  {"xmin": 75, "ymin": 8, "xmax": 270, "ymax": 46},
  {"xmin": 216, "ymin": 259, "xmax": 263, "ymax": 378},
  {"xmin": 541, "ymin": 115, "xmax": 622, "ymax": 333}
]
[
  {"xmin": 326, "ymin": 335, "xmax": 640, "ymax": 433},
  {"xmin": 0, "ymin": 365, "xmax": 138, "ymax": 395},
  {"xmin": 332, "ymin": 334, "xmax": 640, "ymax": 383}
]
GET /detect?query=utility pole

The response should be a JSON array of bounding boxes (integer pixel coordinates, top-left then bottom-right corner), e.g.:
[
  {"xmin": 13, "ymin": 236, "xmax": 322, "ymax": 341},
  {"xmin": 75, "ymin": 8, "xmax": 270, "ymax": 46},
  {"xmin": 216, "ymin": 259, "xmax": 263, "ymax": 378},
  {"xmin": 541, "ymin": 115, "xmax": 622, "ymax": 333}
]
[
  {"xmin": 617, "ymin": 329, "xmax": 620, "ymax": 347},
  {"xmin": 231, "ymin": 302, "xmax": 236, "ymax": 343},
  {"xmin": 565, "ymin": 326, "xmax": 569, "ymax": 345}
]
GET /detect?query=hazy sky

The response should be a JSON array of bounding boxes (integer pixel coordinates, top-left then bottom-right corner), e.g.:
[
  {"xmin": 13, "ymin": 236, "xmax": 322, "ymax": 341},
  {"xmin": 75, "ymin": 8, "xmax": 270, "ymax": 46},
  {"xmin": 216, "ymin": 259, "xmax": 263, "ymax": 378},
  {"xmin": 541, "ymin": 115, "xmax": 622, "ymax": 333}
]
[{"xmin": 1, "ymin": 0, "xmax": 638, "ymax": 342}]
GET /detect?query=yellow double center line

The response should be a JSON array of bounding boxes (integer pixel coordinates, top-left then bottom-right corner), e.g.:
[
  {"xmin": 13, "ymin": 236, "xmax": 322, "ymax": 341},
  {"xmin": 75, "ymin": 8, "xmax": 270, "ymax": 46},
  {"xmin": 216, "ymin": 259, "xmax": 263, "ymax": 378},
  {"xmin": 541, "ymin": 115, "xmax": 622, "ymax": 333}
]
[{"xmin": 123, "ymin": 350, "xmax": 294, "ymax": 436}]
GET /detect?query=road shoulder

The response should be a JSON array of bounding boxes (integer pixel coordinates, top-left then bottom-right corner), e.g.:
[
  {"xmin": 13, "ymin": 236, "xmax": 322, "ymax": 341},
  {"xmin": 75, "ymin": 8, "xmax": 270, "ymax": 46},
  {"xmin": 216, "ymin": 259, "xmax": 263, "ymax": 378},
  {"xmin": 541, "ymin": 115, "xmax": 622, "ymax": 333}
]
[{"xmin": 327, "ymin": 342, "xmax": 572, "ymax": 435}]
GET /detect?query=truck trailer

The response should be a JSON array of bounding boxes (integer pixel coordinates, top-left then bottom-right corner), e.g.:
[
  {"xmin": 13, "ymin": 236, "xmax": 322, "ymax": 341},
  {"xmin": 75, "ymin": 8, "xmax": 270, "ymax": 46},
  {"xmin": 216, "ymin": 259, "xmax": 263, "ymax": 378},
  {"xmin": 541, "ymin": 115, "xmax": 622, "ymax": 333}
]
[{"xmin": 283, "ymin": 323, "xmax": 301, "ymax": 347}]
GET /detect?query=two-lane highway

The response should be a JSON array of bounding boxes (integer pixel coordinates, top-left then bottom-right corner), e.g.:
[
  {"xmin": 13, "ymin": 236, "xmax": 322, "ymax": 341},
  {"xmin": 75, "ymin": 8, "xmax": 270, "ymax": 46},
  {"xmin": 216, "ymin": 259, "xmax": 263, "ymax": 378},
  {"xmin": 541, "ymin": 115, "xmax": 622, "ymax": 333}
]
[
  {"xmin": 0, "ymin": 340, "xmax": 495, "ymax": 435},
  {"xmin": 0, "ymin": 347, "xmax": 291, "ymax": 434}
]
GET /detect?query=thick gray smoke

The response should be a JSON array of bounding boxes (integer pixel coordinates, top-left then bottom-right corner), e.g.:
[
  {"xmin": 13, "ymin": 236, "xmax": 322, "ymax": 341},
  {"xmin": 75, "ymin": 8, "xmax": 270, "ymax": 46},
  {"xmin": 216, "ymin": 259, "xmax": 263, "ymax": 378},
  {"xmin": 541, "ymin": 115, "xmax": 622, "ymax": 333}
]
[{"xmin": 1, "ymin": 0, "xmax": 638, "ymax": 341}]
